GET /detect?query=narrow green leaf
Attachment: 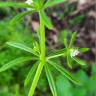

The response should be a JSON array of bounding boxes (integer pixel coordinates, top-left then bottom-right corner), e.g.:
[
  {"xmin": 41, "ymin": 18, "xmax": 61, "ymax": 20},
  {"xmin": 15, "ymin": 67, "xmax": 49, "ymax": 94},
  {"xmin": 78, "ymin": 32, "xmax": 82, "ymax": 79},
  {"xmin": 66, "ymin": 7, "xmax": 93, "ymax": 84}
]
[
  {"xmin": 7, "ymin": 42, "xmax": 38, "ymax": 56},
  {"xmin": 10, "ymin": 10, "xmax": 35, "ymax": 25},
  {"xmin": 64, "ymin": 38, "xmax": 68, "ymax": 48},
  {"xmin": 48, "ymin": 60, "xmax": 81, "ymax": 85},
  {"xmin": 67, "ymin": 53, "xmax": 72, "ymax": 68},
  {"xmin": 0, "ymin": 57, "xmax": 33, "ymax": 72},
  {"xmin": 0, "ymin": 2, "xmax": 33, "ymax": 8},
  {"xmin": 40, "ymin": 11, "xmax": 53, "ymax": 29},
  {"xmin": 47, "ymin": 48, "xmax": 67, "ymax": 60},
  {"xmin": 69, "ymin": 32, "xmax": 77, "ymax": 48},
  {"xmin": 72, "ymin": 57, "xmax": 86, "ymax": 66},
  {"xmin": 78, "ymin": 48, "xmax": 90, "ymax": 53},
  {"xmin": 24, "ymin": 61, "xmax": 39, "ymax": 86},
  {"xmin": 45, "ymin": 64, "xmax": 57, "ymax": 96},
  {"xmin": 44, "ymin": 0, "xmax": 66, "ymax": 9},
  {"xmin": 28, "ymin": 62, "xmax": 44, "ymax": 96}
]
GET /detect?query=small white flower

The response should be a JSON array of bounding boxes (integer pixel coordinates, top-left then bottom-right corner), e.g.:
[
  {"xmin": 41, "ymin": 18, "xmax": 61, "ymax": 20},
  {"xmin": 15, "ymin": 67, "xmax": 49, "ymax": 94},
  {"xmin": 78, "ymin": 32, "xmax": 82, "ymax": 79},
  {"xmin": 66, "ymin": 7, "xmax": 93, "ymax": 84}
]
[
  {"xmin": 25, "ymin": 0, "xmax": 33, "ymax": 5},
  {"xmin": 25, "ymin": 0, "xmax": 33, "ymax": 10},
  {"xmin": 70, "ymin": 49, "xmax": 79, "ymax": 57}
]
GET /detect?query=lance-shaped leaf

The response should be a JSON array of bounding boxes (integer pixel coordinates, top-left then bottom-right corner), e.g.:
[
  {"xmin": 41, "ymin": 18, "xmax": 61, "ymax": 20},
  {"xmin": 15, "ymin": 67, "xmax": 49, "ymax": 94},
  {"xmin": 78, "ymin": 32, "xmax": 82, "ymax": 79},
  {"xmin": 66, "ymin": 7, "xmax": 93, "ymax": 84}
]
[
  {"xmin": 0, "ymin": 2, "xmax": 33, "ymax": 8},
  {"xmin": 7, "ymin": 42, "xmax": 38, "ymax": 56},
  {"xmin": 47, "ymin": 48, "xmax": 67, "ymax": 60},
  {"xmin": 24, "ymin": 61, "xmax": 39, "ymax": 86},
  {"xmin": 0, "ymin": 57, "xmax": 33, "ymax": 72},
  {"xmin": 78, "ymin": 48, "xmax": 90, "ymax": 53},
  {"xmin": 48, "ymin": 60, "xmax": 81, "ymax": 85},
  {"xmin": 10, "ymin": 10, "xmax": 35, "ymax": 25},
  {"xmin": 45, "ymin": 64, "xmax": 57, "ymax": 96},
  {"xmin": 64, "ymin": 38, "xmax": 68, "ymax": 48},
  {"xmin": 67, "ymin": 53, "xmax": 72, "ymax": 68},
  {"xmin": 69, "ymin": 32, "xmax": 77, "ymax": 48},
  {"xmin": 40, "ymin": 11, "xmax": 53, "ymax": 29},
  {"xmin": 72, "ymin": 57, "xmax": 86, "ymax": 66},
  {"xmin": 44, "ymin": 0, "xmax": 66, "ymax": 9}
]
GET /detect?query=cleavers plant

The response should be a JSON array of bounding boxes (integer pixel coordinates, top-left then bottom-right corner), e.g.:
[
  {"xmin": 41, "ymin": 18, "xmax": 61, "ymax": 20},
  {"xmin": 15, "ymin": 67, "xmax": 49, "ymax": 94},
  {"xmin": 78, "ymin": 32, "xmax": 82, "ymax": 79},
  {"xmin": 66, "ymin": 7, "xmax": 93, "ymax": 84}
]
[{"xmin": 0, "ymin": 0, "xmax": 89, "ymax": 96}]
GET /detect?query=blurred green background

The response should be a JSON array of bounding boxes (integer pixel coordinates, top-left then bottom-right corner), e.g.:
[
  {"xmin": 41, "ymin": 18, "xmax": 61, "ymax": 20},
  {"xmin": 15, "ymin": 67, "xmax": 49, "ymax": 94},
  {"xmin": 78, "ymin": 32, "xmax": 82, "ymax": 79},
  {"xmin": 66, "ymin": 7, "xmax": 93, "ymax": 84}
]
[{"xmin": 0, "ymin": 0, "xmax": 96, "ymax": 96}]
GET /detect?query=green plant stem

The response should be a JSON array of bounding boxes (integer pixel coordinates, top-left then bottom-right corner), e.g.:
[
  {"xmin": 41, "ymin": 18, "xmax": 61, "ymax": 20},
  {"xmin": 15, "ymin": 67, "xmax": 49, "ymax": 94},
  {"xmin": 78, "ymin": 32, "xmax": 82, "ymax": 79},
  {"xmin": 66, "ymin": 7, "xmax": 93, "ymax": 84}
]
[
  {"xmin": 28, "ymin": 11, "xmax": 45, "ymax": 96},
  {"xmin": 47, "ymin": 53, "xmax": 65, "ymax": 60}
]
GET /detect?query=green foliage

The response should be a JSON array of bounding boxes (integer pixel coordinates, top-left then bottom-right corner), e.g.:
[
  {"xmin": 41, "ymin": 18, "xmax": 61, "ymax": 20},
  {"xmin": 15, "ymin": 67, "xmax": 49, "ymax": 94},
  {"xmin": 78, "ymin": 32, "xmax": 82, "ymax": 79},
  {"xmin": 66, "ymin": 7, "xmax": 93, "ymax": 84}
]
[
  {"xmin": 58, "ymin": 29, "xmax": 70, "ymax": 44},
  {"xmin": 78, "ymin": 48, "xmax": 90, "ymax": 53},
  {"xmin": 0, "ymin": 19, "xmax": 36, "ymax": 95},
  {"xmin": 0, "ymin": 20, "xmax": 35, "ymax": 62},
  {"xmin": 44, "ymin": 0, "xmax": 66, "ymax": 8},
  {"xmin": 0, "ymin": 57, "xmax": 33, "ymax": 72},
  {"xmin": 62, "ymin": 32, "xmax": 89, "ymax": 68},
  {"xmin": 47, "ymin": 48, "xmax": 67, "ymax": 59},
  {"xmin": 56, "ymin": 68, "xmax": 96, "ymax": 96},
  {"xmin": 56, "ymin": 75, "xmax": 72, "ymax": 96},
  {"xmin": 48, "ymin": 60, "xmax": 81, "ymax": 85},
  {"xmin": 7, "ymin": 42, "xmax": 39, "ymax": 56},
  {"xmin": 67, "ymin": 51, "xmax": 72, "ymax": 68},
  {"xmin": 72, "ymin": 57, "xmax": 86, "ymax": 66},
  {"xmin": 0, "ymin": 0, "xmax": 89, "ymax": 96},
  {"xmin": 10, "ymin": 10, "xmax": 36, "ymax": 25},
  {"xmin": 45, "ymin": 64, "xmax": 57, "ymax": 96},
  {"xmin": 40, "ymin": 10, "xmax": 53, "ymax": 29},
  {"xmin": 24, "ymin": 61, "xmax": 39, "ymax": 86},
  {"xmin": 69, "ymin": 32, "xmax": 77, "ymax": 47},
  {"xmin": 0, "ymin": 86, "xmax": 14, "ymax": 96},
  {"xmin": 0, "ymin": 2, "xmax": 33, "ymax": 8}
]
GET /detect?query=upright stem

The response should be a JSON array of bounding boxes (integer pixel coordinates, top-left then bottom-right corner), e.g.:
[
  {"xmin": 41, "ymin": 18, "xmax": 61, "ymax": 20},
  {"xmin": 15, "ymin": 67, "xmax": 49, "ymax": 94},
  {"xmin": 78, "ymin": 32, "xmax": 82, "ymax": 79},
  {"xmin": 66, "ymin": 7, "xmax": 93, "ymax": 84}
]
[{"xmin": 28, "ymin": 11, "xmax": 45, "ymax": 96}]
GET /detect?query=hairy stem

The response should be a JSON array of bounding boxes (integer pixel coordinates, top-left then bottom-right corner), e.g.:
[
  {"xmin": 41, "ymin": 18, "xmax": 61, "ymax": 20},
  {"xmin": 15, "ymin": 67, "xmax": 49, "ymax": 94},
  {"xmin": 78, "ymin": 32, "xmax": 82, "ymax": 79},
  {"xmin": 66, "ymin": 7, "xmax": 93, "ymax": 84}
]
[{"xmin": 28, "ymin": 11, "xmax": 45, "ymax": 96}]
